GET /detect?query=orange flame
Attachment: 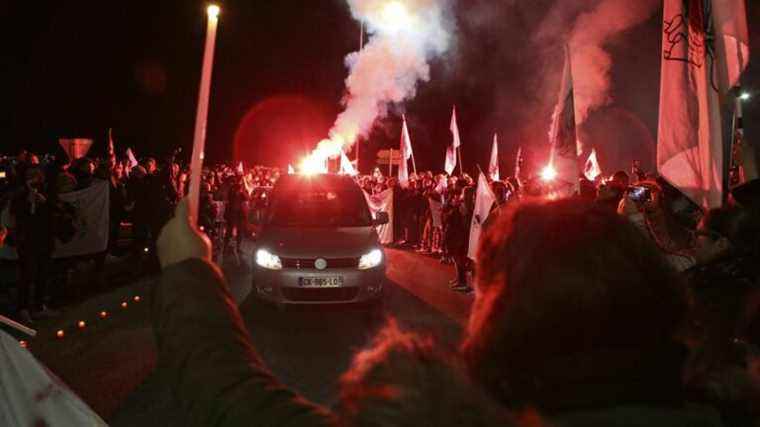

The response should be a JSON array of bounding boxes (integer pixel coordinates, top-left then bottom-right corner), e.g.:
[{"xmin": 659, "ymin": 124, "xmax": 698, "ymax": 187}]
[{"xmin": 298, "ymin": 133, "xmax": 354, "ymax": 175}]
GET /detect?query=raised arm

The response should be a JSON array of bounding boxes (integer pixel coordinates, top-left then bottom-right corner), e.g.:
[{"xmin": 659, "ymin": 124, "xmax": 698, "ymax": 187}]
[{"xmin": 153, "ymin": 200, "xmax": 334, "ymax": 427}]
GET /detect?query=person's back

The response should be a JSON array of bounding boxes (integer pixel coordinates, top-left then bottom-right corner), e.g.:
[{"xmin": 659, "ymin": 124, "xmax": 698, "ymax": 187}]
[{"xmin": 462, "ymin": 198, "xmax": 723, "ymax": 427}]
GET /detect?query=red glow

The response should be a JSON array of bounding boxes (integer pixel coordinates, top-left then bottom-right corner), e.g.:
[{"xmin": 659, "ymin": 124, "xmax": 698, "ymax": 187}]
[{"xmin": 233, "ymin": 95, "xmax": 333, "ymax": 167}]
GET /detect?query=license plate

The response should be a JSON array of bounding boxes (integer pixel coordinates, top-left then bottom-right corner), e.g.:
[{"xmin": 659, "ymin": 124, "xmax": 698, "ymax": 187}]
[{"xmin": 299, "ymin": 276, "xmax": 343, "ymax": 288}]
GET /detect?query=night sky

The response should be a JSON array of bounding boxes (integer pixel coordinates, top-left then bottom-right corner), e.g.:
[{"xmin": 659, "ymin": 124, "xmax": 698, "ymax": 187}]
[{"xmin": 2, "ymin": 1, "xmax": 759, "ymax": 175}]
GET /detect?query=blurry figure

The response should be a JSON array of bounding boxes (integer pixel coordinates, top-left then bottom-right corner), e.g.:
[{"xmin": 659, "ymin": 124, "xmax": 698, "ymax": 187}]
[
  {"xmin": 224, "ymin": 176, "xmax": 251, "ymax": 264},
  {"xmin": 69, "ymin": 157, "xmax": 96, "ymax": 190},
  {"xmin": 595, "ymin": 170, "xmax": 629, "ymax": 213},
  {"xmin": 463, "ymin": 198, "xmax": 722, "ymax": 425},
  {"xmin": 10, "ymin": 168, "xmax": 57, "ymax": 323}
]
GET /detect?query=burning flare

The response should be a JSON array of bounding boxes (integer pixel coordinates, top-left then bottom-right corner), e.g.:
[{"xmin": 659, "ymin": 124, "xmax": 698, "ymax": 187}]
[
  {"xmin": 540, "ymin": 165, "xmax": 558, "ymax": 182},
  {"xmin": 299, "ymin": 0, "xmax": 452, "ymax": 172}
]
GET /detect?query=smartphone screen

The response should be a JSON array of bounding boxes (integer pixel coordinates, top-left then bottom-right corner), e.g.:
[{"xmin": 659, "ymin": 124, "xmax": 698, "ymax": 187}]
[{"xmin": 628, "ymin": 186, "xmax": 650, "ymax": 203}]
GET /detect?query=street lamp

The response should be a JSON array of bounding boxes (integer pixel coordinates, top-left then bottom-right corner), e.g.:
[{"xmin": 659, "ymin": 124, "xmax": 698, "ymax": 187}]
[
  {"xmin": 739, "ymin": 92, "xmax": 751, "ymax": 101},
  {"xmin": 207, "ymin": 4, "xmax": 220, "ymax": 18}
]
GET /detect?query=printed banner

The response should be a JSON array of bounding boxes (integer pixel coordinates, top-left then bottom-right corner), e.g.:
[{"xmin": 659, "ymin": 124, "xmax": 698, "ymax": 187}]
[
  {"xmin": 363, "ymin": 188, "xmax": 394, "ymax": 245},
  {"xmin": 54, "ymin": 180, "xmax": 110, "ymax": 259}
]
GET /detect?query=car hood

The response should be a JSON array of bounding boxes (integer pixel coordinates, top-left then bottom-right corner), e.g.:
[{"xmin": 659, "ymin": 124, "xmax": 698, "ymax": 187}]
[{"xmin": 258, "ymin": 226, "xmax": 379, "ymax": 258}]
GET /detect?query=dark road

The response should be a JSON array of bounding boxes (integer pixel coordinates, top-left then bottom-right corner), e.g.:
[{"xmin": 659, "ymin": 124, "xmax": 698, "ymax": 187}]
[{"xmin": 104, "ymin": 247, "xmax": 464, "ymax": 426}]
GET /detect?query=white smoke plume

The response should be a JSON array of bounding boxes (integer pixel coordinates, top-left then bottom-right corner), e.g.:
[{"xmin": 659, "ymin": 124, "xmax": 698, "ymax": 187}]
[
  {"xmin": 303, "ymin": 0, "xmax": 452, "ymax": 172},
  {"xmin": 567, "ymin": 0, "xmax": 659, "ymax": 123}
]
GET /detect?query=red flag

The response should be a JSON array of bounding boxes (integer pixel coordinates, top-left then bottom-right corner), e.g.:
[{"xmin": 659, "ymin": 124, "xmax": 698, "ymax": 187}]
[{"xmin": 657, "ymin": 0, "xmax": 749, "ymax": 209}]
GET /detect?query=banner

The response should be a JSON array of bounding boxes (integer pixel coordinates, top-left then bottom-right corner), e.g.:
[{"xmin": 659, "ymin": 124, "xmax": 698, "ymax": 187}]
[
  {"xmin": 468, "ymin": 172, "xmax": 496, "ymax": 261},
  {"xmin": 0, "ymin": 331, "xmax": 107, "ymax": 426},
  {"xmin": 657, "ymin": 0, "xmax": 749, "ymax": 209},
  {"xmin": 363, "ymin": 188, "xmax": 394, "ymax": 245},
  {"xmin": 54, "ymin": 180, "xmax": 110, "ymax": 259}
]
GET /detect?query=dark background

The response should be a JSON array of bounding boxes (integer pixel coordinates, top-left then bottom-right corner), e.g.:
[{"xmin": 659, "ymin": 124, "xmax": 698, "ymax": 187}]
[{"xmin": 1, "ymin": 0, "xmax": 758, "ymax": 175}]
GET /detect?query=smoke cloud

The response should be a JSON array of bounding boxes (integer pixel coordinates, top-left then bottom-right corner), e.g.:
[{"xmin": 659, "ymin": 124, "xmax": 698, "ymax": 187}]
[
  {"xmin": 305, "ymin": 0, "xmax": 453, "ymax": 170},
  {"xmin": 567, "ymin": 0, "xmax": 659, "ymax": 123}
]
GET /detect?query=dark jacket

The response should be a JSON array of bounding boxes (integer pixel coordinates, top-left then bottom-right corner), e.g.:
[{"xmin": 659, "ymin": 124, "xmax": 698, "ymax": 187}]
[{"xmin": 152, "ymin": 259, "xmax": 333, "ymax": 427}]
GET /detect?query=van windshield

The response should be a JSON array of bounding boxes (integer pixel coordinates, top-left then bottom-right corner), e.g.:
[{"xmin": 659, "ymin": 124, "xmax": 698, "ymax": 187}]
[{"xmin": 269, "ymin": 183, "xmax": 373, "ymax": 227}]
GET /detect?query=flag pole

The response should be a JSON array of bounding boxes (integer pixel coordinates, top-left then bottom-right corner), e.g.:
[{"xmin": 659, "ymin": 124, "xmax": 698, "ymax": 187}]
[
  {"xmin": 188, "ymin": 4, "xmax": 220, "ymax": 225},
  {"xmin": 389, "ymin": 148, "xmax": 393, "ymax": 177},
  {"xmin": 726, "ymin": 88, "xmax": 745, "ymax": 206},
  {"xmin": 356, "ymin": 21, "xmax": 364, "ymax": 172},
  {"xmin": 0, "ymin": 315, "xmax": 36, "ymax": 337},
  {"xmin": 457, "ymin": 147, "xmax": 463, "ymax": 176}
]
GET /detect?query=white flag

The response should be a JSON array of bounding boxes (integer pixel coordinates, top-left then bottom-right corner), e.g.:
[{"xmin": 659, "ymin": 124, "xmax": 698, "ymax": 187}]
[
  {"xmin": 398, "ymin": 116, "xmax": 413, "ymax": 187},
  {"xmin": 657, "ymin": 0, "xmax": 748, "ymax": 209},
  {"xmin": 126, "ymin": 148, "xmax": 138, "ymax": 168},
  {"xmin": 468, "ymin": 172, "xmax": 497, "ymax": 261},
  {"xmin": 107, "ymin": 128, "xmax": 115, "ymax": 158},
  {"xmin": 445, "ymin": 106, "xmax": 460, "ymax": 175},
  {"xmin": 548, "ymin": 48, "xmax": 579, "ymax": 196},
  {"xmin": 0, "ymin": 332, "xmax": 108, "ymax": 426},
  {"xmin": 236, "ymin": 161, "xmax": 244, "ymax": 174},
  {"xmin": 288, "ymin": 164, "xmax": 295, "ymax": 175},
  {"xmin": 514, "ymin": 146, "xmax": 524, "ymax": 185},
  {"xmin": 584, "ymin": 148, "xmax": 602, "ymax": 181},
  {"xmin": 340, "ymin": 150, "xmax": 358, "ymax": 176},
  {"xmin": 488, "ymin": 133, "xmax": 500, "ymax": 181}
]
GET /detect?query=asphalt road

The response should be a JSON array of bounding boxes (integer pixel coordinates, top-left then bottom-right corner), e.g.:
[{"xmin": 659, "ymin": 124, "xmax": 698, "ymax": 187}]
[{"xmin": 106, "ymin": 247, "xmax": 464, "ymax": 426}]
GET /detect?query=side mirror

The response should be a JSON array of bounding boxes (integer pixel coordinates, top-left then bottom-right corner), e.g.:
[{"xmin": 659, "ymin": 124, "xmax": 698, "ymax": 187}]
[{"xmin": 373, "ymin": 211, "xmax": 389, "ymax": 226}]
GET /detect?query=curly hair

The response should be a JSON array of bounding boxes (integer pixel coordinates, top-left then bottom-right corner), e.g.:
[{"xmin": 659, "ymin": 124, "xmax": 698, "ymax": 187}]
[
  {"xmin": 337, "ymin": 319, "xmax": 517, "ymax": 427},
  {"xmin": 462, "ymin": 198, "xmax": 689, "ymax": 407}
]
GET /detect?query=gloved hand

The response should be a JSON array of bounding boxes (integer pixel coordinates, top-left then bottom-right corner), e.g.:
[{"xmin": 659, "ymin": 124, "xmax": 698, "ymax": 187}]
[{"xmin": 157, "ymin": 198, "xmax": 212, "ymax": 269}]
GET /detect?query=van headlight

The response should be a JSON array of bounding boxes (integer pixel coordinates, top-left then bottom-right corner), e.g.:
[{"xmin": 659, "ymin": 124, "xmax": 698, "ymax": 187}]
[
  {"xmin": 255, "ymin": 249, "xmax": 282, "ymax": 270},
  {"xmin": 358, "ymin": 249, "xmax": 383, "ymax": 270}
]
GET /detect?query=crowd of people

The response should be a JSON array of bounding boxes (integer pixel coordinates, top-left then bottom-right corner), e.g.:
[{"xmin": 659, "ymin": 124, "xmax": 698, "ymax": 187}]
[
  {"xmin": 151, "ymin": 138, "xmax": 760, "ymax": 426},
  {"xmin": 0, "ymin": 149, "xmax": 277, "ymax": 324},
  {"xmin": 1, "ymin": 139, "xmax": 759, "ymax": 425}
]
